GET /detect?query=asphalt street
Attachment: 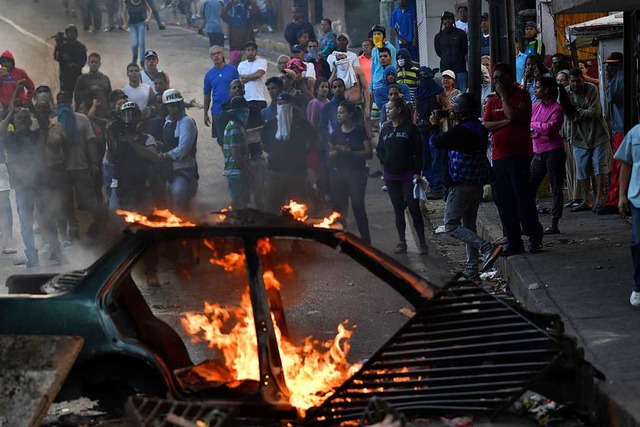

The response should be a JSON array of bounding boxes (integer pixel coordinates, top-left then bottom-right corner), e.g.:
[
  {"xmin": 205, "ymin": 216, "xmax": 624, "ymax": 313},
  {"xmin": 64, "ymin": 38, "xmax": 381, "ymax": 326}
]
[{"xmin": 0, "ymin": 2, "xmax": 460, "ymax": 363}]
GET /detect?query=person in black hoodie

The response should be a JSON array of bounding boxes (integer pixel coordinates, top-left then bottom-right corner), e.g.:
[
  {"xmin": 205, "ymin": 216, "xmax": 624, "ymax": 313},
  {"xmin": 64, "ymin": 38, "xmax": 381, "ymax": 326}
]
[
  {"xmin": 429, "ymin": 93, "xmax": 501, "ymax": 281},
  {"xmin": 377, "ymin": 98, "xmax": 428, "ymax": 255},
  {"xmin": 53, "ymin": 25, "xmax": 87, "ymax": 96}
]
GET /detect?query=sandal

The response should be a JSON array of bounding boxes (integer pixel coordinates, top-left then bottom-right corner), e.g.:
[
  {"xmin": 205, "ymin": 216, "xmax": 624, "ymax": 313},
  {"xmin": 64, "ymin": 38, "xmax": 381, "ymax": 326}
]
[{"xmin": 2, "ymin": 248, "xmax": 17, "ymax": 254}]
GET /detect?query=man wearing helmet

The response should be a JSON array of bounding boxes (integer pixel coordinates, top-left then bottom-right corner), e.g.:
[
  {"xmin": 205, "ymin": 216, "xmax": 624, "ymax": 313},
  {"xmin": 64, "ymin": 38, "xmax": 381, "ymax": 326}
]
[
  {"xmin": 428, "ymin": 93, "xmax": 501, "ymax": 282},
  {"xmin": 53, "ymin": 24, "xmax": 87, "ymax": 96},
  {"xmin": 105, "ymin": 101, "xmax": 158, "ymax": 210}
]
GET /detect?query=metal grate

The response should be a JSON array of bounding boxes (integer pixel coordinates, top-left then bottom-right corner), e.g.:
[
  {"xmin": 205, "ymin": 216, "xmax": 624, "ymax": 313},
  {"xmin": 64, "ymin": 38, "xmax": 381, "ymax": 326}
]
[{"xmin": 304, "ymin": 285, "xmax": 567, "ymax": 425}]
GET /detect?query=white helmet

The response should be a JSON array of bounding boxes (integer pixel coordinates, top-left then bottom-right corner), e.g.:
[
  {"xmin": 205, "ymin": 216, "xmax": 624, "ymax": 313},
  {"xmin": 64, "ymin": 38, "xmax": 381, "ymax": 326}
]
[{"xmin": 162, "ymin": 88, "xmax": 183, "ymax": 105}]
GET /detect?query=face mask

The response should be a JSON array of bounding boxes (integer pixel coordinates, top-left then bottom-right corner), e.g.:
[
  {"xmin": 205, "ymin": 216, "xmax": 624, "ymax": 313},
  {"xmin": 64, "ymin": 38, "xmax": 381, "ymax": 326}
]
[
  {"xmin": 397, "ymin": 58, "xmax": 405, "ymax": 67},
  {"xmin": 373, "ymin": 34, "xmax": 384, "ymax": 48},
  {"xmin": 336, "ymin": 58, "xmax": 349, "ymax": 71},
  {"xmin": 277, "ymin": 103, "xmax": 293, "ymax": 115},
  {"xmin": 306, "ymin": 47, "xmax": 318, "ymax": 59}
]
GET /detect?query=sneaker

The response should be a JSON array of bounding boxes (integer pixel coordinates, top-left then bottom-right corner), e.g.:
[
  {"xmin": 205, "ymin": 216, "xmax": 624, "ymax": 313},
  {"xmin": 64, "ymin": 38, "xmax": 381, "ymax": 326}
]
[
  {"xmin": 393, "ymin": 242, "xmax": 407, "ymax": 254},
  {"xmin": 267, "ymin": 25, "xmax": 274, "ymax": 33},
  {"xmin": 528, "ymin": 240, "xmax": 543, "ymax": 254},
  {"xmin": 159, "ymin": 24, "xmax": 166, "ymax": 30},
  {"xmin": 631, "ymin": 291, "xmax": 640, "ymax": 307},
  {"xmin": 61, "ymin": 240, "xmax": 72, "ymax": 250},
  {"xmin": 41, "ymin": 243, "xmax": 50, "ymax": 254},
  {"xmin": 480, "ymin": 244, "xmax": 502, "ymax": 272},
  {"xmin": 381, "ymin": 185, "xmax": 388, "ymax": 192},
  {"xmin": 501, "ymin": 244, "xmax": 525, "ymax": 257}
]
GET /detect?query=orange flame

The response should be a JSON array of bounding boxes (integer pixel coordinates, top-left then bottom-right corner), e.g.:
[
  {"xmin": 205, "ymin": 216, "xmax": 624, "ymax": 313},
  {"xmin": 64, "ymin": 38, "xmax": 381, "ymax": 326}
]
[
  {"xmin": 313, "ymin": 212, "xmax": 341, "ymax": 229},
  {"xmin": 283, "ymin": 200, "xmax": 309, "ymax": 222},
  {"xmin": 117, "ymin": 209, "xmax": 196, "ymax": 227},
  {"xmin": 181, "ymin": 237, "xmax": 360, "ymax": 416}
]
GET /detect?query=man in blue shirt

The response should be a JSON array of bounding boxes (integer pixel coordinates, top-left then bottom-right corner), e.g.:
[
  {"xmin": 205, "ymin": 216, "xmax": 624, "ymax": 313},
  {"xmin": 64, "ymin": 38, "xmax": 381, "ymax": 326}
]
[
  {"xmin": 390, "ymin": 0, "xmax": 419, "ymax": 61},
  {"xmin": 615, "ymin": 124, "xmax": 640, "ymax": 306},
  {"xmin": 200, "ymin": 0, "xmax": 224, "ymax": 47},
  {"xmin": 203, "ymin": 45, "xmax": 240, "ymax": 144},
  {"xmin": 369, "ymin": 24, "xmax": 397, "ymax": 94}
]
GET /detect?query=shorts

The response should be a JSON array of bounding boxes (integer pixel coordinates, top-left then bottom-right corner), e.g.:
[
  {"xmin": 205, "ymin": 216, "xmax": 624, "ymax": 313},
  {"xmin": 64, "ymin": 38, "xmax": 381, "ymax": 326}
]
[
  {"xmin": 573, "ymin": 144, "xmax": 611, "ymax": 180},
  {"xmin": 0, "ymin": 164, "xmax": 10, "ymax": 192}
]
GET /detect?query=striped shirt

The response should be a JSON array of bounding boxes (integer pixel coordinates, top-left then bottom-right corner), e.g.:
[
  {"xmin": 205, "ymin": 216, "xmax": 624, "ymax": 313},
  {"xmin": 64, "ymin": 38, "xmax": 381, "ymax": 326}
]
[
  {"xmin": 397, "ymin": 66, "xmax": 419, "ymax": 102},
  {"xmin": 222, "ymin": 119, "xmax": 248, "ymax": 178}
]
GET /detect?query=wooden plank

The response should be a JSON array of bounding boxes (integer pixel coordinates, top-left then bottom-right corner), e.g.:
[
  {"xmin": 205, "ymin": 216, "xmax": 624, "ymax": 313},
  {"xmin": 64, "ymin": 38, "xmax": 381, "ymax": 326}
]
[
  {"xmin": 555, "ymin": 12, "xmax": 606, "ymax": 58},
  {"xmin": 0, "ymin": 335, "xmax": 84, "ymax": 427}
]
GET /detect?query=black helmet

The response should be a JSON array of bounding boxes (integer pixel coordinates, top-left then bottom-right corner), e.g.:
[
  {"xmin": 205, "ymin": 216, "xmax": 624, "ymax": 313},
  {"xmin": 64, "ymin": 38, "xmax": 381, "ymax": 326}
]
[
  {"xmin": 370, "ymin": 24, "xmax": 386, "ymax": 38},
  {"xmin": 120, "ymin": 101, "xmax": 141, "ymax": 126},
  {"xmin": 452, "ymin": 93, "xmax": 479, "ymax": 116}
]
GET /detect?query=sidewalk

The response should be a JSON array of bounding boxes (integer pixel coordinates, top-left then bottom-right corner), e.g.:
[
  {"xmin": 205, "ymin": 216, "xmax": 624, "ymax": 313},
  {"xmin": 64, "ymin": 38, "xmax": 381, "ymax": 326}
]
[{"xmin": 424, "ymin": 194, "xmax": 639, "ymax": 426}]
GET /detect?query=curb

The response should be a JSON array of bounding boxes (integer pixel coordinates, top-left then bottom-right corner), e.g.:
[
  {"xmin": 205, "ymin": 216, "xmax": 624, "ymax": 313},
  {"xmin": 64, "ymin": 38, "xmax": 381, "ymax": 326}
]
[{"xmin": 475, "ymin": 205, "xmax": 640, "ymax": 427}]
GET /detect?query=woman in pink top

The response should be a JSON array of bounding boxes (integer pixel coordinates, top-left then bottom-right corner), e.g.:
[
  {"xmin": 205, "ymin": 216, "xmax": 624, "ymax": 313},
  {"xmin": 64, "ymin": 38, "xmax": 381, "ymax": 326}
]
[{"xmin": 529, "ymin": 76, "xmax": 566, "ymax": 234}]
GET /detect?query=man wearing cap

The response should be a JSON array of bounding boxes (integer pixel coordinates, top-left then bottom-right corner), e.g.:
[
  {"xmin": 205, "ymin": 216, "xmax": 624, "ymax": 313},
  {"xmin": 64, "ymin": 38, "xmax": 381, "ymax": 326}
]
[
  {"xmin": 480, "ymin": 13, "xmax": 490, "ymax": 57},
  {"xmin": 262, "ymin": 92, "xmax": 316, "ymax": 213},
  {"xmin": 74, "ymin": 52, "xmax": 112, "ymax": 119},
  {"xmin": 602, "ymin": 52, "xmax": 625, "ymax": 215},
  {"xmin": 290, "ymin": 44, "xmax": 317, "ymax": 80},
  {"xmin": 238, "ymin": 41, "xmax": 268, "ymax": 114},
  {"xmin": 434, "ymin": 11, "xmax": 468, "ymax": 92},
  {"xmin": 390, "ymin": 0, "xmax": 419, "ymax": 61},
  {"xmin": 524, "ymin": 21, "xmax": 545, "ymax": 57},
  {"xmin": 204, "ymin": 45, "xmax": 240, "ymax": 144},
  {"xmin": 455, "ymin": 5, "xmax": 468, "ymax": 32},
  {"xmin": 284, "ymin": 5, "xmax": 316, "ymax": 51},
  {"xmin": 158, "ymin": 89, "xmax": 199, "ymax": 213},
  {"xmin": 141, "ymin": 50, "xmax": 165, "ymax": 91},
  {"xmin": 222, "ymin": 96, "xmax": 252, "ymax": 209},
  {"xmin": 370, "ymin": 24, "xmax": 397, "ymax": 94}
]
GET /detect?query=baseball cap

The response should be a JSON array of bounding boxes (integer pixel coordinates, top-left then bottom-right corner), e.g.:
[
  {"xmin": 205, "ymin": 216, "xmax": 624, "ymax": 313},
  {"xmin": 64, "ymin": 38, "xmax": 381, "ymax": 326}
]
[
  {"xmin": 604, "ymin": 52, "xmax": 623, "ymax": 63},
  {"xmin": 441, "ymin": 70, "xmax": 456, "ymax": 80},
  {"xmin": 481, "ymin": 12, "xmax": 489, "ymax": 20},
  {"xmin": 291, "ymin": 44, "xmax": 305, "ymax": 53},
  {"xmin": 525, "ymin": 21, "xmax": 537, "ymax": 29},
  {"xmin": 144, "ymin": 50, "xmax": 158, "ymax": 59}
]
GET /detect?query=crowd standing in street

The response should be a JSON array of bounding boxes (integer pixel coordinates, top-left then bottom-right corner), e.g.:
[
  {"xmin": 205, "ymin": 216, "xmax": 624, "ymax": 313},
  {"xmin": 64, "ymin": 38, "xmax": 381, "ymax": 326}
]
[{"xmin": 0, "ymin": 0, "xmax": 636, "ymax": 305}]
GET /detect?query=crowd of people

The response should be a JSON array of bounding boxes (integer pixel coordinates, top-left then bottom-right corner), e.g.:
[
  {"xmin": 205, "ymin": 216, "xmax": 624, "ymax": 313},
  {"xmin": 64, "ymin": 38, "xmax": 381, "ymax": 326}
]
[{"xmin": 0, "ymin": 1, "xmax": 632, "ymax": 294}]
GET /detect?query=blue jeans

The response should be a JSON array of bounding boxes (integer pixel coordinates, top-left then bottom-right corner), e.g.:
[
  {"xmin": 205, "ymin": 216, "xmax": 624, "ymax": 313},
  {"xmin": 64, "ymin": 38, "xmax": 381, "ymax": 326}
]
[
  {"xmin": 226, "ymin": 175, "xmax": 250, "ymax": 209},
  {"xmin": 420, "ymin": 131, "xmax": 444, "ymax": 193},
  {"xmin": 129, "ymin": 22, "xmax": 146, "ymax": 62},
  {"xmin": 444, "ymin": 184, "xmax": 492, "ymax": 276},
  {"xmin": 170, "ymin": 169, "xmax": 198, "ymax": 214},
  {"xmin": 455, "ymin": 71, "xmax": 468, "ymax": 92},
  {"xmin": 330, "ymin": 168, "xmax": 371, "ymax": 243},
  {"xmin": 631, "ymin": 205, "xmax": 640, "ymax": 291}
]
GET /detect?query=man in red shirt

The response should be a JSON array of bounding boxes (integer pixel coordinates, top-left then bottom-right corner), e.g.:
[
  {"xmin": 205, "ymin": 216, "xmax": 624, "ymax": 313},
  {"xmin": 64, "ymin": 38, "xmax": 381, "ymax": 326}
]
[
  {"xmin": 483, "ymin": 62, "xmax": 543, "ymax": 255},
  {"xmin": 0, "ymin": 51, "xmax": 34, "ymax": 108}
]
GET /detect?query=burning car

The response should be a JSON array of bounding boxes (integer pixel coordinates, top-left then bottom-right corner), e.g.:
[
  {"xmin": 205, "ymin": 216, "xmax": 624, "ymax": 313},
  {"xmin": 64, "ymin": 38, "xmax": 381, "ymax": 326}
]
[{"xmin": 0, "ymin": 208, "xmax": 600, "ymax": 425}]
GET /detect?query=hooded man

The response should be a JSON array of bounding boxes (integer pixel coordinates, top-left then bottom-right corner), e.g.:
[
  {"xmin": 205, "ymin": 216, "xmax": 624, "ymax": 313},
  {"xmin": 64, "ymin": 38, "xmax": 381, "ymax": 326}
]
[
  {"xmin": 396, "ymin": 48, "xmax": 419, "ymax": 102},
  {"xmin": 262, "ymin": 92, "xmax": 316, "ymax": 213},
  {"xmin": 375, "ymin": 65, "xmax": 411, "ymax": 124},
  {"xmin": 415, "ymin": 66, "xmax": 446, "ymax": 199},
  {"xmin": 434, "ymin": 11, "xmax": 468, "ymax": 92},
  {"xmin": 53, "ymin": 24, "xmax": 87, "ymax": 96},
  {"xmin": 369, "ymin": 24, "xmax": 397, "ymax": 93},
  {"xmin": 0, "ymin": 51, "xmax": 35, "ymax": 108},
  {"xmin": 222, "ymin": 96, "xmax": 252, "ymax": 209}
]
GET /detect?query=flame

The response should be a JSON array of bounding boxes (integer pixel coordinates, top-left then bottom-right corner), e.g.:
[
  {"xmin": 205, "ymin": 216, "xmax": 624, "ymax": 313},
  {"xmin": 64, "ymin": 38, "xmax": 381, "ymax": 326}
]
[
  {"xmin": 181, "ymin": 237, "xmax": 361, "ymax": 416},
  {"xmin": 313, "ymin": 212, "xmax": 341, "ymax": 229},
  {"xmin": 283, "ymin": 200, "xmax": 309, "ymax": 222},
  {"xmin": 282, "ymin": 201, "xmax": 342, "ymax": 229},
  {"xmin": 117, "ymin": 209, "xmax": 196, "ymax": 227}
]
